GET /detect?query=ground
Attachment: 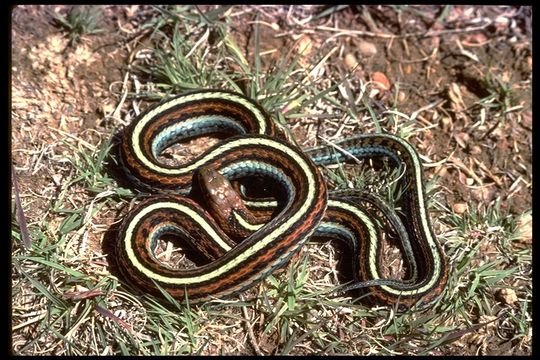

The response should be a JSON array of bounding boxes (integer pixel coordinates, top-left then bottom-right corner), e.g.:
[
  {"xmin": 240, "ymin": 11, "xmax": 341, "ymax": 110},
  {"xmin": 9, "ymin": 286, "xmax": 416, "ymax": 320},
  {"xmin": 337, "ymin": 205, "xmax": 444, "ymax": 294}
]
[{"xmin": 11, "ymin": 5, "xmax": 532, "ymax": 355}]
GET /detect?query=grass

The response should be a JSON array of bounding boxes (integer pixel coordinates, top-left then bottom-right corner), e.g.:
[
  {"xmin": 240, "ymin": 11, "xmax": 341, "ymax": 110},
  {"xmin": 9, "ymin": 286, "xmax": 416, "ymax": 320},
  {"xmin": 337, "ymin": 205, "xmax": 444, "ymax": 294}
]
[
  {"xmin": 51, "ymin": 5, "xmax": 105, "ymax": 46},
  {"xmin": 11, "ymin": 5, "xmax": 531, "ymax": 355}
]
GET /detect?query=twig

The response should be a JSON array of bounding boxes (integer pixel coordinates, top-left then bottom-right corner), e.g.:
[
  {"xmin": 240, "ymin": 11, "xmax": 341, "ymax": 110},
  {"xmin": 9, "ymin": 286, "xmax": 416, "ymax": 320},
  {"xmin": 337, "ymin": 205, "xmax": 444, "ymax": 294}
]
[
  {"xmin": 448, "ymin": 156, "xmax": 484, "ymax": 186},
  {"xmin": 95, "ymin": 304, "xmax": 134, "ymax": 333},
  {"xmin": 314, "ymin": 20, "xmax": 492, "ymax": 40},
  {"xmin": 239, "ymin": 295, "xmax": 264, "ymax": 355},
  {"xmin": 410, "ymin": 99, "xmax": 446, "ymax": 121},
  {"xmin": 12, "ymin": 163, "xmax": 32, "ymax": 250},
  {"xmin": 46, "ymin": 125, "xmax": 97, "ymax": 150},
  {"xmin": 430, "ymin": 315, "xmax": 502, "ymax": 349}
]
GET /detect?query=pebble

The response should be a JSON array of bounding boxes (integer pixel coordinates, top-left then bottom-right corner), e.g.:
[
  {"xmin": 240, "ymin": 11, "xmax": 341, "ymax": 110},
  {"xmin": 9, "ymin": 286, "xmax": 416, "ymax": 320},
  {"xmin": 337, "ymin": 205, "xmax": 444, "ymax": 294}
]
[
  {"xmin": 357, "ymin": 40, "xmax": 377, "ymax": 57},
  {"xmin": 344, "ymin": 53, "xmax": 359, "ymax": 71},
  {"xmin": 371, "ymin": 71, "xmax": 391, "ymax": 90},
  {"xmin": 452, "ymin": 203, "xmax": 468, "ymax": 214}
]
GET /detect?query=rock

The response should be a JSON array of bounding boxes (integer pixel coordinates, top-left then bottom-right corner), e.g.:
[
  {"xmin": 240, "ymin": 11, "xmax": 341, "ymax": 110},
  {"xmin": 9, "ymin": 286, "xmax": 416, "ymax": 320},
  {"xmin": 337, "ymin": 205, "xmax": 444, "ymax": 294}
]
[
  {"xmin": 344, "ymin": 53, "xmax": 359, "ymax": 71},
  {"xmin": 357, "ymin": 40, "xmax": 377, "ymax": 57},
  {"xmin": 371, "ymin": 71, "xmax": 391, "ymax": 90},
  {"xmin": 452, "ymin": 203, "xmax": 468, "ymax": 214}
]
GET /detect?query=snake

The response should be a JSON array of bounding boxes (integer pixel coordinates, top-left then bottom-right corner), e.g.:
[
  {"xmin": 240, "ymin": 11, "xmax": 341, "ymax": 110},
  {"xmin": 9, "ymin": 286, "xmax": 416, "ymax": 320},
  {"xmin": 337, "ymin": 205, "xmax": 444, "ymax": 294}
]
[{"xmin": 115, "ymin": 89, "xmax": 448, "ymax": 309}]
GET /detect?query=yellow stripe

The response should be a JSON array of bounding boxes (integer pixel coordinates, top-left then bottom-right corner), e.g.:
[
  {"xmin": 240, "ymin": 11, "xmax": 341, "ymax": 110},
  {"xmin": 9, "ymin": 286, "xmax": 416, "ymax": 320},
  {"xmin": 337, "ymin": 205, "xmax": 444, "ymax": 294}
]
[
  {"xmin": 132, "ymin": 92, "xmax": 268, "ymax": 173},
  {"xmin": 226, "ymin": 197, "xmax": 440, "ymax": 296},
  {"xmin": 124, "ymin": 201, "xmax": 233, "ymax": 257},
  {"xmin": 233, "ymin": 211, "xmax": 264, "ymax": 232},
  {"xmin": 321, "ymin": 198, "xmax": 439, "ymax": 296},
  {"xmin": 121, "ymin": 92, "xmax": 444, "ymax": 305},
  {"xmin": 387, "ymin": 135, "xmax": 442, "ymax": 294},
  {"xmin": 124, "ymin": 139, "xmax": 318, "ymax": 285}
]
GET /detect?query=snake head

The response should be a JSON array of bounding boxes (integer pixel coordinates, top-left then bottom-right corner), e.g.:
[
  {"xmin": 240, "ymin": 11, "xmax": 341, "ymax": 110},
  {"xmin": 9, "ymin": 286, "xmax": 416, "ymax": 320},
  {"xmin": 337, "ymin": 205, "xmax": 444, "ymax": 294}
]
[{"xmin": 196, "ymin": 167, "xmax": 259, "ymax": 239}]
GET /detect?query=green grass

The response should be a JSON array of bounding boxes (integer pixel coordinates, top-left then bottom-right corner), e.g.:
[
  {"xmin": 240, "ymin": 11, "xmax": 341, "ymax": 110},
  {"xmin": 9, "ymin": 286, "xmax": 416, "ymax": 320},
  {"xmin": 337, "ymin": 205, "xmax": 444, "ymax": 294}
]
[
  {"xmin": 52, "ymin": 5, "xmax": 105, "ymax": 46},
  {"xmin": 12, "ymin": 5, "xmax": 531, "ymax": 355}
]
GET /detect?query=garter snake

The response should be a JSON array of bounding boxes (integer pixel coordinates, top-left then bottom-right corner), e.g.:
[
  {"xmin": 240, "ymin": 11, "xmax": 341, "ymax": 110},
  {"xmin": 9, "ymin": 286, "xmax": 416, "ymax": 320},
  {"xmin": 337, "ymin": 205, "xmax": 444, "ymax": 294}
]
[{"xmin": 116, "ymin": 89, "xmax": 448, "ymax": 308}]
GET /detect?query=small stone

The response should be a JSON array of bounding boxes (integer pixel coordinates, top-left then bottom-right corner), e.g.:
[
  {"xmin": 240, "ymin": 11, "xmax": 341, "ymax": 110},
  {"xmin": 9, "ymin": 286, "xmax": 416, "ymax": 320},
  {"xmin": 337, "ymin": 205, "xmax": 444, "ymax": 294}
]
[
  {"xmin": 371, "ymin": 71, "xmax": 391, "ymax": 90},
  {"xmin": 357, "ymin": 40, "xmax": 377, "ymax": 57},
  {"xmin": 397, "ymin": 91, "xmax": 407, "ymax": 103},
  {"xmin": 452, "ymin": 203, "xmax": 468, "ymax": 214},
  {"xmin": 344, "ymin": 53, "xmax": 359, "ymax": 71}
]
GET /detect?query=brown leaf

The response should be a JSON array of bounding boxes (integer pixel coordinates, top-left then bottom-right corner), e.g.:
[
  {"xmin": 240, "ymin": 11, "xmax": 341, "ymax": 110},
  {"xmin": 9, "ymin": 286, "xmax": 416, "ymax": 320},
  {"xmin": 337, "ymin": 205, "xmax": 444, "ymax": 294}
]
[
  {"xmin": 515, "ymin": 213, "xmax": 532, "ymax": 245},
  {"xmin": 495, "ymin": 288, "xmax": 518, "ymax": 305},
  {"xmin": 470, "ymin": 185, "xmax": 497, "ymax": 203},
  {"xmin": 63, "ymin": 288, "xmax": 104, "ymax": 300}
]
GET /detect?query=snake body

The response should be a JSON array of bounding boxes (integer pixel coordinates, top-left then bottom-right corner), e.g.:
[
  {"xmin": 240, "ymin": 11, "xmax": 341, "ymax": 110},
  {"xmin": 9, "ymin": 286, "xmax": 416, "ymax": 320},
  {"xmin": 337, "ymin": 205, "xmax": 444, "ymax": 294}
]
[{"xmin": 116, "ymin": 89, "xmax": 447, "ymax": 308}]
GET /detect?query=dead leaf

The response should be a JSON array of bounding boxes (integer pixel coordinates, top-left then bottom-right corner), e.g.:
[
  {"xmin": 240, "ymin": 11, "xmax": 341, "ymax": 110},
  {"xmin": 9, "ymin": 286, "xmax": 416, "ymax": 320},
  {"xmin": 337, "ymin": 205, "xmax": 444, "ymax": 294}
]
[
  {"xmin": 495, "ymin": 288, "xmax": 518, "ymax": 305},
  {"xmin": 454, "ymin": 132, "xmax": 470, "ymax": 149},
  {"xmin": 515, "ymin": 213, "xmax": 532, "ymax": 244},
  {"xmin": 448, "ymin": 82, "xmax": 466, "ymax": 110},
  {"xmin": 470, "ymin": 185, "xmax": 497, "ymax": 203}
]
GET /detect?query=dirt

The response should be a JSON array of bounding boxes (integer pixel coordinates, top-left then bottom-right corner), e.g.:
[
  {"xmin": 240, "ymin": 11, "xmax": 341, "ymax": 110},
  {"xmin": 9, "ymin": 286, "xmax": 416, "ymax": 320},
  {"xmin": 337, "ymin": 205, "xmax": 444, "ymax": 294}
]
[
  {"xmin": 11, "ymin": 5, "xmax": 532, "ymax": 356},
  {"xmin": 12, "ymin": 5, "xmax": 532, "ymax": 217},
  {"xmin": 233, "ymin": 6, "xmax": 533, "ymax": 217}
]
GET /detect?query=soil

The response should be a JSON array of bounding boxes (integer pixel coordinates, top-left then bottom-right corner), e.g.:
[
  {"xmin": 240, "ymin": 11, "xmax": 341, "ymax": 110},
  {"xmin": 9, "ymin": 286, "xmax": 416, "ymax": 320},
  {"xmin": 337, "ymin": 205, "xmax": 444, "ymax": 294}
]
[{"xmin": 11, "ymin": 5, "xmax": 532, "ymax": 356}]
